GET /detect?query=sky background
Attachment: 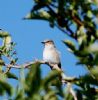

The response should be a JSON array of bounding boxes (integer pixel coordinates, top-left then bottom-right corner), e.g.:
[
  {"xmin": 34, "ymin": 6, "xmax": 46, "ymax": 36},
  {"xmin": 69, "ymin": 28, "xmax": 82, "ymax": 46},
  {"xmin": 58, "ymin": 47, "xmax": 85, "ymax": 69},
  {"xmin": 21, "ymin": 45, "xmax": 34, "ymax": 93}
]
[{"xmin": 0, "ymin": 0, "xmax": 87, "ymax": 98}]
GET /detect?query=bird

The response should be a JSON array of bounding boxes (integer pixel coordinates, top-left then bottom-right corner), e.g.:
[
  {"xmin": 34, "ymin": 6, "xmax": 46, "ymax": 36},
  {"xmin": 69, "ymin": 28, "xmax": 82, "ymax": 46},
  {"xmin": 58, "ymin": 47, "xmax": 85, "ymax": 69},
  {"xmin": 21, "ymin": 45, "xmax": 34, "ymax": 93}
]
[
  {"xmin": 41, "ymin": 39, "xmax": 61, "ymax": 70},
  {"xmin": 41, "ymin": 39, "xmax": 71, "ymax": 82}
]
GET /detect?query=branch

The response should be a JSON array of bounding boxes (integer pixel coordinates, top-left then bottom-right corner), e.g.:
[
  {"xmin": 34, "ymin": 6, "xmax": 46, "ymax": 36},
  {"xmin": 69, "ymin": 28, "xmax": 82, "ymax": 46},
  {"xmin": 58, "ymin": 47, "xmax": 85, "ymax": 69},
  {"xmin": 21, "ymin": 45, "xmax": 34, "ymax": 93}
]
[
  {"xmin": 5, "ymin": 60, "xmax": 60, "ymax": 69},
  {"xmin": 4, "ymin": 59, "xmax": 78, "ymax": 100},
  {"xmin": 86, "ymin": 65, "xmax": 96, "ymax": 79},
  {"xmin": 4, "ymin": 60, "xmax": 77, "ymax": 81},
  {"xmin": 3, "ymin": 53, "xmax": 16, "ymax": 74},
  {"xmin": 67, "ymin": 83, "xmax": 78, "ymax": 100}
]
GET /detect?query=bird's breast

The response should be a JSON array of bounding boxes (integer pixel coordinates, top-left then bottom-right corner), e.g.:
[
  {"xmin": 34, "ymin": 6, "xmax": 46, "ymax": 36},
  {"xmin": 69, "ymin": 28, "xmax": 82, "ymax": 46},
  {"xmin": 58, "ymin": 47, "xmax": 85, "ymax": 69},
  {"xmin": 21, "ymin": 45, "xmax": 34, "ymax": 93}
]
[{"xmin": 43, "ymin": 48, "xmax": 60, "ymax": 64}]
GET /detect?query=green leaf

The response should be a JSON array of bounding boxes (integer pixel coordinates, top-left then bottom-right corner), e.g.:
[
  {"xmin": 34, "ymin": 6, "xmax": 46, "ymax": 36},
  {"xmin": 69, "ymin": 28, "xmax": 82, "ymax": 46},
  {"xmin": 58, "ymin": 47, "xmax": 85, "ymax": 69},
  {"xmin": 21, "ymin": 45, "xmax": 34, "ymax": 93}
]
[
  {"xmin": 63, "ymin": 40, "xmax": 76, "ymax": 52},
  {"xmin": 34, "ymin": 0, "xmax": 52, "ymax": 5},
  {"xmin": 33, "ymin": 4, "xmax": 45, "ymax": 11},
  {"xmin": 0, "ymin": 80, "xmax": 12, "ymax": 96},
  {"xmin": 43, "ymin": 70, "xmax": 61, "ymax": 88},
  {"xmin": 14, "ymin": 89, "xmax": 25, "ymax": 100},
  {"xmin": 39, "ymin": 10, "xmax": 51, "ymax": 19},
  {"xmin": 24, "ymin": 12, "xmax": 51, "ymax": 21},
  {"xmin": 25, "ymin": 62, "xmax": 41, "ymax": 96},
  {"xmin": 0, "ymin": 86, "xmax": 5, "ymax": 95},
  {"xmin": 0, "ymin": 31, "xmax": 9, "ymax": 38},
  {"xmin": 76, "ymin": 53, "xmax": 93, "ymax": 65},
  {"xmin": 76, "ymin": 26, "xmax": 86, "ymax": 45},
  {"xmin": 0, "ymin": 72, "xmax": 7, "ymax": 81},
  {"xmin": 65, "ymin": 92, "xmax": 74, "ymax": 100},
  {"xmin": 27, "ymin": 94, "xmax": 42, "ymax": 100},
  {"xmin": 3, "ymin": 36, "xmax": 11, "ymax": 45},
  {"xmin": 76, "ymin": 90, "xmax": 83, "ymax": 100},
  {"xmin": 43, "ymin": 91, "xmax": 57, "ymax": 100},
  {"xmin": 91, "ymin": 67, "xmax": 98, "ymax": 78},
  {"xmin": 0, "ymin": 58, "xmax": 5, "ymax": 67},
  {"xmin": 87, "ymin": 10, "xmax": 93, "ymax": 18},
  {"xmin": 6, "ymin": 72, "xmax": 18, "ymax": 80},
  {"xmin": 76, "ymin": 74, "xmax": 98, "ymax": 86}
]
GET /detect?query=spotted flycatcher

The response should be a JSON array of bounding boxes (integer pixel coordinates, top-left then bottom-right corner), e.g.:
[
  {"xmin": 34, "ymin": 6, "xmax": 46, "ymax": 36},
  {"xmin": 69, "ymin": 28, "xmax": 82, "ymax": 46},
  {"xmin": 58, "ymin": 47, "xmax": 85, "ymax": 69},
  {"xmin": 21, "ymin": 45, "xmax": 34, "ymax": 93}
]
[{"xmin": 41, "ymin": 39, "xmax": 61, "ymax": 70}]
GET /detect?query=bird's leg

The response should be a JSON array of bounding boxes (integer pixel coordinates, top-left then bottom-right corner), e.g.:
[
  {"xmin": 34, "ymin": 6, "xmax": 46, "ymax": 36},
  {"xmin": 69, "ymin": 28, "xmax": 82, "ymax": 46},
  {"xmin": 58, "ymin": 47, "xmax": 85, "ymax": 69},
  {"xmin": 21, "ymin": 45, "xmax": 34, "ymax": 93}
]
[{"xmin": 52, "ymin": 64, "xmax": 62, "ymax": 71}]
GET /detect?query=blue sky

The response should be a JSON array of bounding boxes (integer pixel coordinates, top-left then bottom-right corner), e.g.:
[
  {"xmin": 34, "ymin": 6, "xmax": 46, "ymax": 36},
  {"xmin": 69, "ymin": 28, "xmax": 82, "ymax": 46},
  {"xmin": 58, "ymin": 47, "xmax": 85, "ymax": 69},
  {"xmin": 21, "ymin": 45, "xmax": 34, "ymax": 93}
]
[{"xmin": 0, "ymin": 0, "xmax": 87, "ymax": 92}]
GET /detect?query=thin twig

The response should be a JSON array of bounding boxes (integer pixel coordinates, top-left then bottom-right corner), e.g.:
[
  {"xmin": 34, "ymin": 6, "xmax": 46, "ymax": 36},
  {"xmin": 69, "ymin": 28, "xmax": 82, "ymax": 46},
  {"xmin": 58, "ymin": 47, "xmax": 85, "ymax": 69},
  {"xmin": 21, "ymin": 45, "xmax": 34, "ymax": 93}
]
[
  {"xmin": 55, "ymin": 24, "xmax": 76, "ymax": 39},
  {"xmin": 67, "ymin": 83, "xmax": 77, "ymax": 100},
  {"xmin": 4, "ymin": 67, "xmax": 11, "ymax": 74},
  {"xmin": 86, "ymin": 65, "xmax": 96, "ymax": 79},
  {"xmin": 3, "ymin": 54, "xmax": 15, "ymax": 74}
]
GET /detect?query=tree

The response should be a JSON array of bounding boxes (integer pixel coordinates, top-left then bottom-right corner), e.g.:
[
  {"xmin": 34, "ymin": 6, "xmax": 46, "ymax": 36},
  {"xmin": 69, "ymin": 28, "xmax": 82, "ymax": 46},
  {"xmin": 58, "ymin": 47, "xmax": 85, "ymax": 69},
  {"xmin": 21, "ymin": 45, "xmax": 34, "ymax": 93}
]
[{"xmin": 0, "ymin": 0, "xmax": 98, "ymax": 100}]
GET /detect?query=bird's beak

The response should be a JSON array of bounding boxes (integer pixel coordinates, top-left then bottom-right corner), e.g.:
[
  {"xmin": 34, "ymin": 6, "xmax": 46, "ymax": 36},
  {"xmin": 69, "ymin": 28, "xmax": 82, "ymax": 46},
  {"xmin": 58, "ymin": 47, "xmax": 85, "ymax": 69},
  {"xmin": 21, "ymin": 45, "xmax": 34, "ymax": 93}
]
[{"xmin": 41, "ymin": 41, "xmax": 45, "ymax": 44}]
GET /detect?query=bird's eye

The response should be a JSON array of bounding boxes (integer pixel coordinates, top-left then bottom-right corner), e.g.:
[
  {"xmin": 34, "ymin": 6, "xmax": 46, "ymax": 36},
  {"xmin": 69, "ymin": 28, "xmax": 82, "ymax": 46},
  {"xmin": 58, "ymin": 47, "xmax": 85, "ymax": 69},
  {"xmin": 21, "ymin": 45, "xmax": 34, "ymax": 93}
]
[{"xmin": 47, "ymin": 41, "xmax": 50, "ymax": 42}]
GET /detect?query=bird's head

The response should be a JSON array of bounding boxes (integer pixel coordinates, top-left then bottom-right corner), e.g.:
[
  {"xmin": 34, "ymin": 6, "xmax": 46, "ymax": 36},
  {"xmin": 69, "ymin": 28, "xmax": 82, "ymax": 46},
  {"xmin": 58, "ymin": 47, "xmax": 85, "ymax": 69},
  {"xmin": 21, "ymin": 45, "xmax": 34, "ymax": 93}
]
[{"xmin": 41, "ymin": 39, "xmax": 55, "ymax": 48}]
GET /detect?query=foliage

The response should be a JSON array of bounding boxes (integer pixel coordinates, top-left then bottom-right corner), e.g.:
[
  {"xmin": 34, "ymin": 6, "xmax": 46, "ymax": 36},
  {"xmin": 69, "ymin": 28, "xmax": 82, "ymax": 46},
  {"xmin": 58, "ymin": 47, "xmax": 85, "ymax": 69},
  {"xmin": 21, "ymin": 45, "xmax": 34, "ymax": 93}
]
[
  {"xmin": 14, "ymin": 63, "xmax": 65, "ymax": 100},
  {"xmin": 0, "ymin": 31, "xmax": 18, "ymax": 97},
  {"xmin": 24, "ymin": 0, "xmax": 98, "ymax": 99},
  {"xmin": 0, "ymin": 31, "xmax": 71, "ymax": 100},
  {"xmin": 0, "ymin": 0, "xmax": 98, "ymax": 100}
]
